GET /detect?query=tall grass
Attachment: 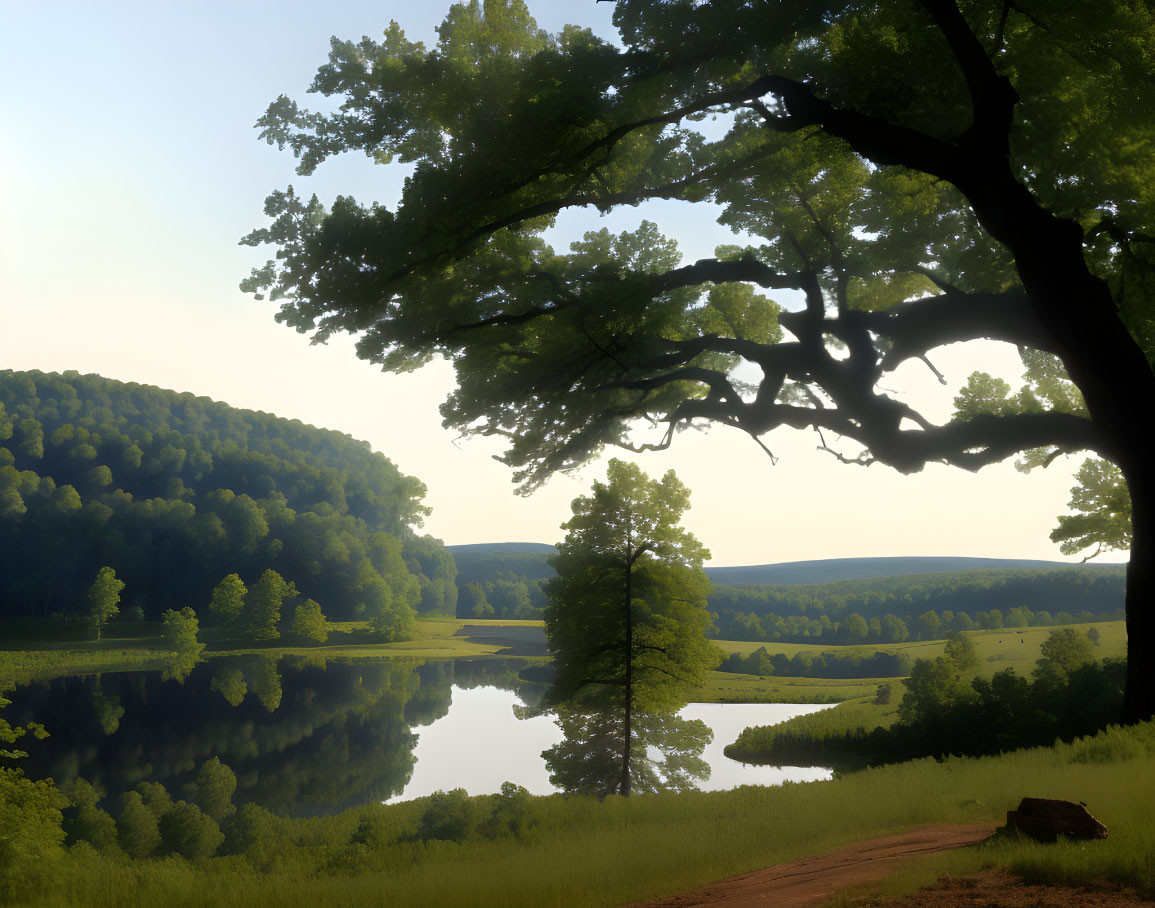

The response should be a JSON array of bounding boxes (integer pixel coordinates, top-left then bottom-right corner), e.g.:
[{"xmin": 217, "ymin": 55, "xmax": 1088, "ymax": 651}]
[{"xmin": 13, "ymin": 721, "xmax": 1155, "ymax": 907}]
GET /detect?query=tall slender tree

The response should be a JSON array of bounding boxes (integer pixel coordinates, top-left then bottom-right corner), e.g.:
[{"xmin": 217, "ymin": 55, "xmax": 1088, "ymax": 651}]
[
  {"xmin": 161, "ymin": 607, "xmax": 206, "ymax": 682},
  {"xmin": 86, "ymin": 566, "xmax": 124, "ymax": 641},
  {"xmin": 208, "ymin": 574, "xmax": 247, "ymax": 625},
  {"xmin": 241, "ymin": 569, "xmax": 297, "ymax": 642},
  {"xmin": 546, "ymin": 460, "xmax": 718, "ymax": 796}
]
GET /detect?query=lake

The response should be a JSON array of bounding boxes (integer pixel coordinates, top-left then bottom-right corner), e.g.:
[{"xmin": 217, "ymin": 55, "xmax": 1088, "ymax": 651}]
[
  {"xmin": 396, "ymin": 685, "xmax": 834, "ymax": 800},
  {"xmin": 5, "ymin": 656, "xmax": 834, "ymax": 815}
]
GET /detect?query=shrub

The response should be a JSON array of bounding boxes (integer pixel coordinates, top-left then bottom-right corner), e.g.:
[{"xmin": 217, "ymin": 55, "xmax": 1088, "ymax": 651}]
[
  {"xmin": 158, "ymin": 801, "xmax": 223, "ymax": 860},
  {"xmin": 416, "ymin": 789, "xmax": 476, "ymax": 843}
]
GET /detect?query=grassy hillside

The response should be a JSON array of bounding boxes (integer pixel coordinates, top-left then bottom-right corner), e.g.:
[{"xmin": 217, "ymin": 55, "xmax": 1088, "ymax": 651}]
[{"xmin": 446, "ymin": 543, "xmax": 555, "ymax": 556}]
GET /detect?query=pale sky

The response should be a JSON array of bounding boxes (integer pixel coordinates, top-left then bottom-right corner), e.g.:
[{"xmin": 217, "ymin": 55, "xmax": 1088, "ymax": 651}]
[{"xmin": 0, "ymin": 1, "xmax": 1095, "ymax": 566}]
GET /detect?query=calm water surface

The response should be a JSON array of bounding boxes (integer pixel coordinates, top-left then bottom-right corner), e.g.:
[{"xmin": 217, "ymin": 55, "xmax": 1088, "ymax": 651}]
[
  {"xmin": 396, "ymin": 686, "xmax": 833, "ymax": 801},
  {"xmin": 7, "ymin": 657, "xmax": 833, "ymax": 815}
]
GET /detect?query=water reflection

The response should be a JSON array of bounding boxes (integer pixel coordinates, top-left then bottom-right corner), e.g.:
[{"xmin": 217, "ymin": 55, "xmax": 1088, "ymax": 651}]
[
  {"xmin": 398, "ymin": 687, "xmax": 833, "ymax": 801},
  {"xmin": 5, "ymin": 659, "xmax": 832, "ymax": 816},
  {"xmin": 7, "ymin": 656, "xmax": 458, "ymax": 816},
  {"xmin": 543, "ymin": 706, "xmax": 712, "ymax": 798}
]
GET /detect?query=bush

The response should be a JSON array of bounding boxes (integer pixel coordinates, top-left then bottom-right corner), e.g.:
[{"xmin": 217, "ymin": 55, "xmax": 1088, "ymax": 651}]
[
  {"xmin": 416, "ymin": 789, "xmax": 476, "ymax": 843},
  {"xmin": 481, "ymin": 782, "xmax": 535, "ymax": 839},
  {"xmin": 64, "ymin": 778, "xmax": 119, "ymax": 854},
  {"xmin": 0, "ymin": 769, "xmax": 68, "ymax": 902},
  {"xmin": 116, "ymin": 791, "xmax": 161, "ymax": 859},
  {"xmin": 158, "ymin": 801, "xmax": 223, "ymax": 860},
  {"xmin": 187, "ymin": 757, "xmax": 236, "ymax": 822}
]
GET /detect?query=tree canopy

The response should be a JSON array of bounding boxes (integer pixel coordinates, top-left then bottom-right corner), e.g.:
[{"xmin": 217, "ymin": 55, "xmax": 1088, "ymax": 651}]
[{"xmin": 244, "ymin": 1, "xmax": 1155, "ymax": 719}]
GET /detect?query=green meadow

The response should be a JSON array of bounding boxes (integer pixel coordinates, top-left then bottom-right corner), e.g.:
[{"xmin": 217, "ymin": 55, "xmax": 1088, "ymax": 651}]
[
  {"xmin": 694, "ymin": 671, "xmax": 892, "ymax": 704},
  {"xmin": 712, "ymin": 621, "xmax": 1127, "ymax": 680}
]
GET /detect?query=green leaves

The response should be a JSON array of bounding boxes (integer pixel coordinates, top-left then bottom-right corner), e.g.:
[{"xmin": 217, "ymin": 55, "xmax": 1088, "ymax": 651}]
[
  {"xmin": 1051, "ymin": 459, "xmax": 1132, "ymax": 558},
  {"xmin": 290, "ymin": 599, "xmax": 329, "ymax": 643},
  {"xmin": 208, "ymin": 573, "xmax": 247, "ymax": 623}
]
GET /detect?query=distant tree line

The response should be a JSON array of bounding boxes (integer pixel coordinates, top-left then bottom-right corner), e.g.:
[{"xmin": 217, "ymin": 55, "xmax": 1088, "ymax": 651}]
[
  {"xmin": 710, "ymin": 568, "xmax": 1124, "ymax": 621},
  {"xmin": 711, "ymin": 569, "xmax": 1124, "ymax": 643},
  {"xmin": 0, "ymin": 370, "xmax": 455, "ymax": 629},
  {"xmin": 445, "ymin": 547, "xmax": 1124, "ymax": 633},
  {"xmin": 449, "ymin": 550, "xmax": 553, "ymax": 619},
  {"xmin": 456, "ymin": 572, "xmax": 546, "ymax": 619}
]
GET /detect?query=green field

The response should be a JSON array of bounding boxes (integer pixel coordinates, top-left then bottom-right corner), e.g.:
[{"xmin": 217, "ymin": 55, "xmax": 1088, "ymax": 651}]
[
  {"xmin": 712, "ymin": 621, "xmax": 1126, "ymax": 680},
  {"xmin": 695, "ymin": 671, "xmax": 894, "ymax": 704}
]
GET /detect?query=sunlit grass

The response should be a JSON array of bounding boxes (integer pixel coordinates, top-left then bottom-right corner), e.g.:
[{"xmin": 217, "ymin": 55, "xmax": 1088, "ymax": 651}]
[{"xmin": 695, "ymin": 671, "xmax": 893, "ymax": 703}]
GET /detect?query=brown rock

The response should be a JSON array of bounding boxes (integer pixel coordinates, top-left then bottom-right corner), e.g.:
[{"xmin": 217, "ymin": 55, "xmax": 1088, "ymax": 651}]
[{"xmin": 1004, "ymin": 797, "xmax": 1109, "ymax": 843}]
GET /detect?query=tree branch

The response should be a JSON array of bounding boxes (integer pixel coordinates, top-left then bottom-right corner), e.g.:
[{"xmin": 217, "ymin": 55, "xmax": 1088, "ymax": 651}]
[
  {"xmin": 919, "ymin": 0, "xmax": 1018, "ymax": 154},
  {"xmin": 860, "ymin": 286, "xmax": 1061, "ymax": 368}
]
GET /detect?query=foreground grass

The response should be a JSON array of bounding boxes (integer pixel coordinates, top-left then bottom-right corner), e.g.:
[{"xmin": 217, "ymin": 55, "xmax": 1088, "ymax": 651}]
[{"xmin": 15, "ymin": 721, "xmax": 1155, "ymax": 907}]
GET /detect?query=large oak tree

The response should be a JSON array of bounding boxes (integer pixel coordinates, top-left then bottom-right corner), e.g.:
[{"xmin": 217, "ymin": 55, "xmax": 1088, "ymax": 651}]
[{"xmin": 244, "ymin": 1, "xmax": 1155, "ymax": 720}]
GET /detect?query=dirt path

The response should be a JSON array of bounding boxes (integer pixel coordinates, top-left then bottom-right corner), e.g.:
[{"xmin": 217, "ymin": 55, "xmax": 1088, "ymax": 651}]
[{"xmin": 636, "ymin": 824, "xmax": 998, "ymax": 908}]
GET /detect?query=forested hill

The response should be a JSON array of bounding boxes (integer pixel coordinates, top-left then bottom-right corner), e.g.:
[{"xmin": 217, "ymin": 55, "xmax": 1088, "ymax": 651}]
[
  {"xmin": 702, "ymin": 556, "xmax": 1118, "ymax": 585},
  {"xmin": 0, "ymin": 370, "xmax": 456, "ymax": 630}
]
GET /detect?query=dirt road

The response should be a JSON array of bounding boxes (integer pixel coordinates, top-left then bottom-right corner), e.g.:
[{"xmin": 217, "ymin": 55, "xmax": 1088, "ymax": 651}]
[{"xmin": 636, "ymin": 824, "xmax": 997, "ymax": 907}]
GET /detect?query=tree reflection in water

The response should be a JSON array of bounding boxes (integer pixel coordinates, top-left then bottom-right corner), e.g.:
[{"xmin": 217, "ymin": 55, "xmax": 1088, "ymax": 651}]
[
  {"xmin": 6, "ymin": 656, "xmax": 472, "ymax": 816},
  {"xmin": 539, "ymin": 697, "xmax": 712, "ymax": 798}
]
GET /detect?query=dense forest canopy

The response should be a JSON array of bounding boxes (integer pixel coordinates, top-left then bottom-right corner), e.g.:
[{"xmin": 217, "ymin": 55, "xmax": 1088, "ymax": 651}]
[{"xmin": 0, "ymin": 370, "xmax": 455, "ymax": 626}]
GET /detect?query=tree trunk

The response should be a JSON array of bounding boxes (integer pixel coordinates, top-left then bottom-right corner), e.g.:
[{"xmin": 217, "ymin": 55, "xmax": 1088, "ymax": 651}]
[
  {"xmin": 1123, "ymin": 466, "xmax": 1155, "ymax": 724},
  {"xmin": 974, "ymin": 177, "xmax": 1155, "ymax": 727},
  {"xmin": 621, "ymin": 553, "xmax": 633, "ymax": 797}
]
